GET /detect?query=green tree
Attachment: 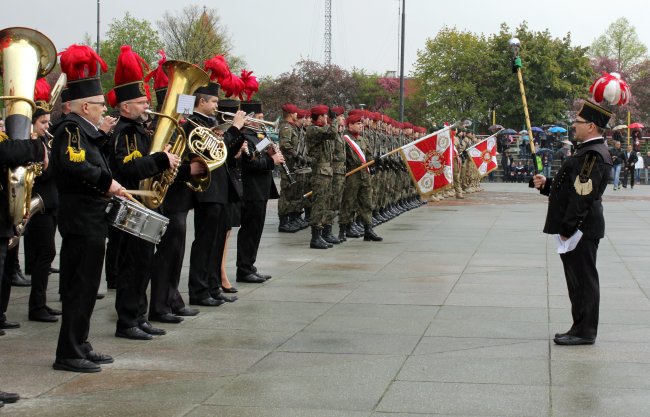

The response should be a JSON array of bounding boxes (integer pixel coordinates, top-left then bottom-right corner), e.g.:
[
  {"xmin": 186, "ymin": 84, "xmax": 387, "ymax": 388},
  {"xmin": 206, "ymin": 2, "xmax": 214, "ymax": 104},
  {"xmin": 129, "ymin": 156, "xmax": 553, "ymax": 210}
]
[
  {"xmin": 99, "ymin": 12, "xmax": 162, "ymax": 93},
  {"xmin": 590, "ymin": 17, "xmax": 647, "ymax": 73},
  {"xmin": 157, "ymin": 5, "xmax": 244, "ymax": 70}
]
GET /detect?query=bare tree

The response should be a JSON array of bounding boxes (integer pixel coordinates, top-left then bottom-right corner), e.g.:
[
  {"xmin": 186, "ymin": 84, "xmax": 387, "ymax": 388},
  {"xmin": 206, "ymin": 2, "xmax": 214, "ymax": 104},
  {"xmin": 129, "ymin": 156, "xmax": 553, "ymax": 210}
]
[{"xmin": 157, "ymin": 5, "xmax": 244, "ymax": 69}]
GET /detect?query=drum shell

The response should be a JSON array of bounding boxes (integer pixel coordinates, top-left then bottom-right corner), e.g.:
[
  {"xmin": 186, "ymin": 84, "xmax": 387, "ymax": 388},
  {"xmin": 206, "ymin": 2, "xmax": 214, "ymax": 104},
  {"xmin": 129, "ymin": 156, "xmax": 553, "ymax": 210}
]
[{"xmin": 105, "ymin": 196, "xmax": 169, "ymax": 244}]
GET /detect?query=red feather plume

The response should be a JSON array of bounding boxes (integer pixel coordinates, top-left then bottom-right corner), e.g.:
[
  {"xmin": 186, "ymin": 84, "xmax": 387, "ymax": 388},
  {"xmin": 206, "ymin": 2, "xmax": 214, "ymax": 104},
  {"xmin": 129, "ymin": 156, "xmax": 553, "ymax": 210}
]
[
  {"xmin": 203, "ymin": 55, "xmax": 230, "ymax": 83},
  {"xmin": 106, "ymin": 89, "xmax": 117, "ymax": 108},
  {"xmin": 221, "ymin": 73, "xmax": 245, "ymax": 98},
  {"xmin": 239, "ymin": 70, "xmax": 259, "ymax": 101},
  {"xmin": 59, "ymin": 44, "xmax": 108, "ymax": 80},
  {"xmin": 144, "ymin": 50, "xmax": 169, "ymax": 90},
  {"xmin": 143, "ymin": 83, "xmax": 151, "ymax": 102},
  {"xmin": 34, "ymin": 78, "xmax": 51, "ymax": 102},
  {"xmin": 114, "ymin": 45, "xmax": 149, "ymax": 85}
]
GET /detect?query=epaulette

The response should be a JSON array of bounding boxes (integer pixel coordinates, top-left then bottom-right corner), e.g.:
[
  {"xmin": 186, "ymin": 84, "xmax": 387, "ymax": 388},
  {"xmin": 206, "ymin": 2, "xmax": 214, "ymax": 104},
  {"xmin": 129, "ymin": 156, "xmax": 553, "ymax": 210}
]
[
  {"xmin": 65, "ymin": 126, "xmax": 85, "ymax": 162},
  {"xmin": 122, "ymin": 133, "xmax": 142, "ymax": 163},
  {"xmin": 574, "ymin": 152, "xmax": 599, "ymax": 196}
]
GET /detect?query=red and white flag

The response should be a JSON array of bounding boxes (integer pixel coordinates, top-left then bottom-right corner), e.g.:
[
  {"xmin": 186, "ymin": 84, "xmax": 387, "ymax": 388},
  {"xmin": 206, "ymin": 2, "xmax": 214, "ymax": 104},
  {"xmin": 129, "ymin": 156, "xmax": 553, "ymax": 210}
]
[
  {"xmin": 466, "ymin": 136, "xmax": 498, "ymax": 177},
  {"xmin": 399, "ymin": 128, "xmax": 454, "ymax": 196}
]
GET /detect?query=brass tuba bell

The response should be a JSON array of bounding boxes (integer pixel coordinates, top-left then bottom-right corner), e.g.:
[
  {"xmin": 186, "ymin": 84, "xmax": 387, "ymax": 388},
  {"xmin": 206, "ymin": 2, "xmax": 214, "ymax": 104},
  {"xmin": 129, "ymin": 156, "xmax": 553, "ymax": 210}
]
[
  {"xmin": 139, "ymin": 60, "xmax": 211, "ymax": 209},
  {"xmin": 0, "ymin": 27, "xmax": 56, "ymax": 226}
]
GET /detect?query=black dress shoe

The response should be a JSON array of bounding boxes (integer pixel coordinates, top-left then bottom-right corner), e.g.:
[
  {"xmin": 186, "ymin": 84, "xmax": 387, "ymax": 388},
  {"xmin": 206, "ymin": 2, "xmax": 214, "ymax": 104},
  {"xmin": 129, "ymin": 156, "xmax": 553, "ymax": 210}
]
[
  {"xmin": 189, "ymin": 297, "xmax": 225, "ymax": 307},
  {"xmin": 553, "ymin": 334, "xmax": 595, "ymax": 345},
  {"xmin": 11, "ymin": 274, "xmax": 31, "ymax": 287},
  {"xmin": 49, "ymin": 267, "xmax": 60, "ymax": 274},
  {"xmin": 174, "ymin": 306, "xmax": 199, "ymax": 316},
  {"xmin": 0, "ymin": 320, "xmax": 20, "ymax": 329},
  {"xmin": 0, "ymin": 391, "xmax": 20, "ymax": 403},
  {"xmin": 222, "ymin": 286, "xmax": 239, "ymax": 293},
  {"xmin": 254, "ymin": 272, "xmax": 272, "ymax": 280},
  {"xmin": 28, "ymin": 311, "xmax": 58, "ymax": 323},
  {"xmin": 87, "ymin": 351, "xmax": 114, "ymax": 364},
  {"xmin": 150, "ymin": 313, "xmax": 183, "ymax": 323},
  {"xmin": 236, "ymin": 273, "xmax": 265, "ymax": 284},
  {"xmin": 53, "ymin": 358, "xmax": 101, "ymax": 373},
  {"xmin": 139, "ymin": 321, "xmax": 166, "ymax": 335},
  {"xmin": 96, "ymin": 293, "xmax": 105, "ymax": 300},
  {"xmin": 45, "ymin": 306, "xmax": 62, "ymax": 316},
  {"xmin": 0, "ymin": 330, "xmax": 4, "ymax": 336},
  {"xmin": 115, "ymin": 326, "xmax": 152, "ymax": 340},
  {"xmin": 215, "ymin": 293, "xmax": 237, "ymax": 303}
]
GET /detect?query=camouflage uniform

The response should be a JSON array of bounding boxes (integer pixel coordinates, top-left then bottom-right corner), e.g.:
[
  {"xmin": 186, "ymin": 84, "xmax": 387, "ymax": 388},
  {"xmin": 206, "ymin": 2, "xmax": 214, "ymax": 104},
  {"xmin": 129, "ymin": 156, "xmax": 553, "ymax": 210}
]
[
  {"xmin": 326, "ymin": 129, "xmax": 346, "ymax": 225},
  {"xmin": 306, "ymin": 122, "xmax": 336, "ymax": 228},
  {"xmin": 277, "ymin": 120, "xmax": 300, "ymax": 217},
  {"xmin": 339, "ymin": 129, "xmax": 373, "ymax": 226}
]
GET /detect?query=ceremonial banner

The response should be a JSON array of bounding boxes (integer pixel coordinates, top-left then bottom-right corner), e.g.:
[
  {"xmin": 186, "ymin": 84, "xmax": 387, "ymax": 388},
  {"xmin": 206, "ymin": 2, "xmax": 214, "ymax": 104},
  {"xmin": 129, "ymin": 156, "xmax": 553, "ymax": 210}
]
[
  {"xmin": 399, "ymin": 129, "xmax": 454, "ymax": 197},
  {"xmin": 466, "ymin": 136, "xmax": 498, "ymax": 177}
]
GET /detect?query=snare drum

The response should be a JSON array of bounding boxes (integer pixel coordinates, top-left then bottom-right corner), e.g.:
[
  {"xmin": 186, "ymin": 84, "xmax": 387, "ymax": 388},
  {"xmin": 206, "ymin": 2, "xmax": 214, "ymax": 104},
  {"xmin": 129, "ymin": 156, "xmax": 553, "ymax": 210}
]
[{"xmin": 105, "ymin": 196, "xmax": 169, "ymax": 244}]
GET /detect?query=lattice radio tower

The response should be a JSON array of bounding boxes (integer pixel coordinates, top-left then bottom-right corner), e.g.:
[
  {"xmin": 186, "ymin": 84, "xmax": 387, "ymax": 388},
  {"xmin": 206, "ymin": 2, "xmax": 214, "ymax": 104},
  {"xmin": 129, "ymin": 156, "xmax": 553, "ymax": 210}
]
[{"xmin": 324, "ymin": 0, "xmax": 332, "ymax": 65}]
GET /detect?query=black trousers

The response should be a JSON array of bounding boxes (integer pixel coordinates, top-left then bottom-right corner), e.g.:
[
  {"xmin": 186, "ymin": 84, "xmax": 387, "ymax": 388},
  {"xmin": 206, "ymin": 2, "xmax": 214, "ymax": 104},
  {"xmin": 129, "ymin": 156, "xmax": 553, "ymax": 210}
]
[
  {"xmin": 0, "ymin": 245, "xmax": 19, "ymax": 316},
  {"xmin": 559, "ymin": 237, "xmax": 600, "ymax": 339},
  {"xmin": 115, "ymin": 232, "xmax": 154, "ymax": 329},
  {"xmin": 150, "ymin": 210, "xmax": 189, "ymax": 316},
  {"xmin": 55, "ymin": 233, "xmax": 105, "ymax": 360},
  {"xmin": 24, "ymin": 212, "xmax": 57, "ymax": 314},
  {"xmin": 623, "ymin": 166, "xmax": 635, "ymax": 188},
  {"xmin": 0, "ymin": 238, "xmax": 8, "ymax": 321},
  {"xmin": 236, "ymin": 200, "xmax": 268, "ymax": 277},
  {"xmin": 105, "ymin": 226, "xmax": 125, "ymax": 287},
  {"xmin": 189, "ymin": 202, "xmax": 227, "ymax": 301}
]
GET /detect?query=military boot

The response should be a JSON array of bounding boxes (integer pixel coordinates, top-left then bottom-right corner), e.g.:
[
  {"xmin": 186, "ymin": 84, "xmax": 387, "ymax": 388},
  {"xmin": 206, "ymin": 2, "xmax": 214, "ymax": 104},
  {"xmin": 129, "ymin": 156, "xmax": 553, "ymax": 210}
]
[
  {"xmin": 322, "ymin": 224, "xmax": 340, "ymax": 245},
  {"xmin": 310, "ymin": 227, "xmax": 330, "ymax": 249},
  {"xmin": 346, "ymin": 223, "xmax": 363, "ymax": 238},
  {"xmin": 364, "ymin": 224, "xmax": 383, "ymax": 242},
  {"xmin": 278, "ymin": 215, "xmax": 299, "ymax": 233},
  {"xmin": 11, "ymin": 262, "xmax": 31, "ymax": 287},
  {"xmin": 293, "ymin": 212, "xmax": 309, "ymax": 230},
  {"xmin": 338, "ymin": 224, "xmax": 347, "ymax": 242},
  {"xmin": 286, "ymin": 213, "xmax": 303, "ymax": 232}
]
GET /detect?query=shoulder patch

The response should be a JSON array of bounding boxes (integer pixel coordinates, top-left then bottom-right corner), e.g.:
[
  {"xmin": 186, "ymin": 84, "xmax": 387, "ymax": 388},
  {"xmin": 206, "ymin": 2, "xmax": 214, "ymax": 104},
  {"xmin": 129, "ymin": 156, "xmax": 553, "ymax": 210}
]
[{"xmin": 65, "ymin": 126, "xmax": 85, "ymax": 162}]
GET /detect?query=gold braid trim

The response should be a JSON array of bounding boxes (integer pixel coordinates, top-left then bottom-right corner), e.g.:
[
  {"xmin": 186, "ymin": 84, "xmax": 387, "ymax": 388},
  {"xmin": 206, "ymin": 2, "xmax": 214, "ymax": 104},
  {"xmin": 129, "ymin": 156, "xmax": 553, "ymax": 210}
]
[
  {"xmin": 122, "ymin": 134, "xmax": 142, "ymax": 163},
  {"xmin": 65, "ymin": 127, "xmax": 85, "ymax": 162}
]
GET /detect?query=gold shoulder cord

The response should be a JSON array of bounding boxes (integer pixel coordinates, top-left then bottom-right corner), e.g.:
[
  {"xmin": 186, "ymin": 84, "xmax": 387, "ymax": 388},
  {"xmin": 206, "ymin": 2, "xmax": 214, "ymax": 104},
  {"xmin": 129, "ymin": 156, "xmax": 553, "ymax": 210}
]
[{"xmin": 574, "ymin": 154, "xmax": 596, "ymax": 196}]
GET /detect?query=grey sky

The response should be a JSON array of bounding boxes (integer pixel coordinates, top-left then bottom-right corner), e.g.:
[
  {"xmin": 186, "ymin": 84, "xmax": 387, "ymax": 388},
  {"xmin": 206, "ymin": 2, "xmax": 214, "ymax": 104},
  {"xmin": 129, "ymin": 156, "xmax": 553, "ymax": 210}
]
[{"xmin": 3, "ymin": 0, "xmax": 650, "ymax": 78}]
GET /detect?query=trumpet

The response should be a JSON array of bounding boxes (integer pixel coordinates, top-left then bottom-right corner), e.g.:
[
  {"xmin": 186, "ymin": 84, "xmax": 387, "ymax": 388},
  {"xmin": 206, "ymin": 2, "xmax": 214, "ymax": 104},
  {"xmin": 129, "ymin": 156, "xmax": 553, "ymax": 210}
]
[{"xmin": 216, "ymin": 110, "xmax": 278, "ymax": 132}]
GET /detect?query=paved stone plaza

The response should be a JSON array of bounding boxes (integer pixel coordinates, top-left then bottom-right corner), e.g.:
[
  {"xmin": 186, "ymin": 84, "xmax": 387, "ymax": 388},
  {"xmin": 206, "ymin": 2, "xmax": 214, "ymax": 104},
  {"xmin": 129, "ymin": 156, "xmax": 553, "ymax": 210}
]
[{"xmin": 1, "ymin": 182, "xmax": 650, "ymax": 416}]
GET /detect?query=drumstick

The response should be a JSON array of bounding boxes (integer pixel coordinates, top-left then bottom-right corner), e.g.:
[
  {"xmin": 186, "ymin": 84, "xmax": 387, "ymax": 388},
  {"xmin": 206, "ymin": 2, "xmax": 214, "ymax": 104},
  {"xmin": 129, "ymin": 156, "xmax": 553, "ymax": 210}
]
[
  {"xmin": 123, "ymin": 189, "xmax": 157, "ymax": 197},
  {"xmin": 120, "ymin": 190, "xmax": 146, "ymax": 208}
]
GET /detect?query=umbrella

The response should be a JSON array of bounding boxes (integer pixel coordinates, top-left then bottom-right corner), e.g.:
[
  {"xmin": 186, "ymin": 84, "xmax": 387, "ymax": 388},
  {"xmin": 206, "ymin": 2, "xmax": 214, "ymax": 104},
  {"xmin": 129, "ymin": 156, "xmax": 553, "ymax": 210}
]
[
  {"xmin": 561, "ymin": 140, "xmax": 573, "ymax": 146},
  {"xmin": 548, "ymin": 126, "xmax": 567, "ymax": 133},
  {"xmin": 488, "ymin": 124, "xmax": 504, "ymax": 132},
  {"xmin": 612, "ymin": 124, "xmax": 627, "ymax": 131},
  {"xmin": 629, "ymin": 122, "xmax": 645, "ymax": 129},
  {"xmin": 500, "ymin": 128, "xmax": 517, "ymax": 135},
  {"xmin": 518, "ymin": 129, "xmax": 527, "ymax": 135},
  {"xmin": 531, "ymin": 126, "xmax": 544, "ymax": 133}
]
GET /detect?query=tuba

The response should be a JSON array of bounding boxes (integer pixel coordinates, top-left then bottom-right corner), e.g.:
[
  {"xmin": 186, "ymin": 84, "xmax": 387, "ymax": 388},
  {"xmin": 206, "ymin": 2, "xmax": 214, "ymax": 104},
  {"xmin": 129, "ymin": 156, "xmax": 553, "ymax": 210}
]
[
  {"xmin": 0, "ymin": 27, "xmax": 57, "ymax": 226},
  {"xmin": 139, "ymin": 60, "xmax": 211, "ymax": 209}
]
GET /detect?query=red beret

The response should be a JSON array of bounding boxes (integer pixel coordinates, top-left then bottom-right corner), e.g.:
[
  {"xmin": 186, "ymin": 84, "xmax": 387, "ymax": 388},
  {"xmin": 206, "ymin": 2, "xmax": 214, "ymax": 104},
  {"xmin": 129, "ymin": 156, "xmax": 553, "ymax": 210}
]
[
  {"xmin": 403, "ymin": 122, "xmax": 413, "ymax": 129},
  {"xmin": 311, "ymin": 104, "xmax": 329, "ymax": 116},
  {"xmin": 282, "ymin": 103, "xmax": 299, "ymax": 114},
  {"xmin": 331, "ymin": 106, "xmax": 344, "ymax": 116},
  {"xmin": 296, "ymin": 109, "xmax": 308, "ymax": 119},
  {"xmin": 346, "ymin": 113, "xmax": 363, "ymax": 125},
  {"xmin": 348, "ymin": 109, "xmax": 363, "ymax": 116}
]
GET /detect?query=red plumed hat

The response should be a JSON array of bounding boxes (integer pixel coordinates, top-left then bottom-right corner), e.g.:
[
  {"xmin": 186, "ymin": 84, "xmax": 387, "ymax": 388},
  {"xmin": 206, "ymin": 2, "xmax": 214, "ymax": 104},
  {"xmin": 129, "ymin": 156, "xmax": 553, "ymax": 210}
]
[
  {"xmin": 113, "ymin": 45, "xmax": 149, "ymax": 103},
  {"xmin": 34, "ymin": 77, "xmax": 51, "ymax": 103},
  {"xmin": 203, "ymin": 55, "xmax": 230, "ymax": 83},
  {"xmin": 590, "ymin": 72, "xmax": 631, "ymax": 106},
  {"xmin": 240, "ymin": 69, "xmax": 259, "ymax": 101},
  {"xmin": 144, "ymin": 49, "xmax": 169, "ymax": 91},
  {"xmin": 221, "ymin": 73, "xmax": 245, "ymax": 98},
  {"xmin": 106, "ymin": 89, "xmax": 117, "ymax": 108},
  {"xmin": 59, "ymin": 44, "xmax": 107, "ymax": 81}
]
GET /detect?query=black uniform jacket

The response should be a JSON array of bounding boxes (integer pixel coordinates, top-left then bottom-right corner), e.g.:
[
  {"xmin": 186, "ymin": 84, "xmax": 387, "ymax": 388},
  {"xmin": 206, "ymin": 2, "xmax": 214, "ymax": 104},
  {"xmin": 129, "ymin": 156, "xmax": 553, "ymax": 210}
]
[
  {"xmin": 184, "ymin": 112, "xmax": 244, "ymax": 204},
  {"xmin": 0, "ymin": 136, "xmax": 46, "ymax": 237},
  {"xmin": 108, "ymin": 116, "xmax": 170, "ymax": 191},
  {"xmin": 33, "ymin": 136, "xmax": 58, "ymax": 212},
  {"xmin": 540, "ymin": 137, "xmax": 612, "ymax": 239},
  {"xmin": 50, "ymin": 112, "xmax": 113, "ymax": 237},
  {"xmin": 240, "ymin": 127, "xmax": 279, "ymax": 201}
]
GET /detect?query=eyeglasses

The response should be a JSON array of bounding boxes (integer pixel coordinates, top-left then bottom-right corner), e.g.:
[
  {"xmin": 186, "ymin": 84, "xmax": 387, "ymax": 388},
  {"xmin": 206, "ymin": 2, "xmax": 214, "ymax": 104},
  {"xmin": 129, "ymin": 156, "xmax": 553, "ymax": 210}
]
[{"xmin": 85, "ymin": 101, "xmax": 106, "ymax": 107}]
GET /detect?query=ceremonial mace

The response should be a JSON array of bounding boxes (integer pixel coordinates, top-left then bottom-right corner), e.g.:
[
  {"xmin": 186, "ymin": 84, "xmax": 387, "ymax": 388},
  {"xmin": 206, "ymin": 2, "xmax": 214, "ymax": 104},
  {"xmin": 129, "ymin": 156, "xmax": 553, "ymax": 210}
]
[{"xmin": 509, "ymin": 37, "xmax": 541, "ymax": 176}]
